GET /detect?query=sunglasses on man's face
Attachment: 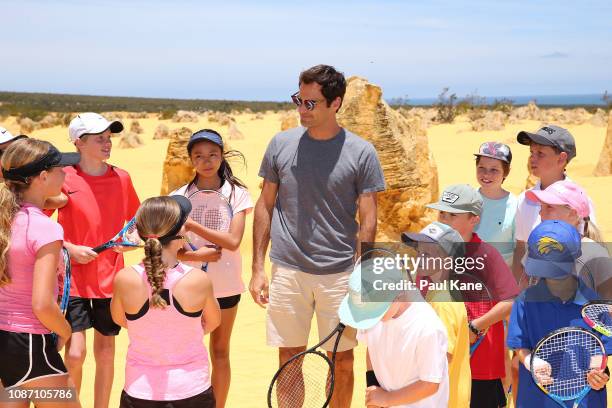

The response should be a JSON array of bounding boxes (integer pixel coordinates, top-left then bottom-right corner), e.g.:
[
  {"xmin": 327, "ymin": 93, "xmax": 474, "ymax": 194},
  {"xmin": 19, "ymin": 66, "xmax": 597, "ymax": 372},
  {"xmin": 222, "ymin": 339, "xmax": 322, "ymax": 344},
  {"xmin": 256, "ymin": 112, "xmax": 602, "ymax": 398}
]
[{"xmin": 291, "ymin": 92, "xmax": 326, "ymax": 111}]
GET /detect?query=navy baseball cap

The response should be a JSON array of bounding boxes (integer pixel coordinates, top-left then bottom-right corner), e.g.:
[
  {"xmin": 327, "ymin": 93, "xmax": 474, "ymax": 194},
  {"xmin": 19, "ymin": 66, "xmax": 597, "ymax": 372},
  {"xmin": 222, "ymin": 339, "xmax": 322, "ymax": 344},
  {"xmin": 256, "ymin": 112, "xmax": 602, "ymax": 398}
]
[
  {"xmin": 187, "ymin": 129, "xmax": 224, "ymax": 153},
  {"xmin": 525, "ymin": 220, "xmax": 582, "ymax": 279}
]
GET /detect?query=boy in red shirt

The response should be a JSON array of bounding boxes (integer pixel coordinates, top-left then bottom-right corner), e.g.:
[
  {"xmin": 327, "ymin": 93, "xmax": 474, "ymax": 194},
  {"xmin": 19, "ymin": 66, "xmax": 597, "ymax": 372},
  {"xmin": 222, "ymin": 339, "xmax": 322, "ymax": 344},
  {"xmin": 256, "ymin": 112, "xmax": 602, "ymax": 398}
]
[
  {"xmin": 427, "ymin": 184, "xmax": 519, "ymax": 408},
  {"xmin": 55, "ymin": 113, "xmax": 140, "ymax": 408}
]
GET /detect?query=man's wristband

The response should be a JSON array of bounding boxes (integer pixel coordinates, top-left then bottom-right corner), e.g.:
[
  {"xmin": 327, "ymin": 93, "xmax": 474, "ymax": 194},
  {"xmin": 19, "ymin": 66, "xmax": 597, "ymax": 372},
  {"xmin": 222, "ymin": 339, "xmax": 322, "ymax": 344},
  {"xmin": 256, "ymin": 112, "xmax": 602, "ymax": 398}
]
[{"xmin": 366, "ymin": 370, "xmax": 380, "ymax": 387}]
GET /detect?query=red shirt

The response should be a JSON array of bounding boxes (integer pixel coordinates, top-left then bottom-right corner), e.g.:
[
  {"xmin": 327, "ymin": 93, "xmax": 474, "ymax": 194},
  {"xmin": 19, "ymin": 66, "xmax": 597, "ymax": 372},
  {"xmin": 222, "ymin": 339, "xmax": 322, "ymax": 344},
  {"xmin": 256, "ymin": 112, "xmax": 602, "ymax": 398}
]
[
  {"xmin": 467, "ymin": 233, "xmax": 519, "ymax": 380},
  {"xmin": 57, "ymin": 165, "xmax": 140, "ymax": 298}
]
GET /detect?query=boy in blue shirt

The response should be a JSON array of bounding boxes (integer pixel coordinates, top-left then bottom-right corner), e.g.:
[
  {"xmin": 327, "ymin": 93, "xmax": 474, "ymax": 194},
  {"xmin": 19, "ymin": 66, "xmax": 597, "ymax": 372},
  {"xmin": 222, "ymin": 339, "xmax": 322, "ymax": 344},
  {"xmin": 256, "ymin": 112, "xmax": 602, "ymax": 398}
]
[{"xmin": 507, "ymin": 220, "xmax": 610, "ymax": 407}]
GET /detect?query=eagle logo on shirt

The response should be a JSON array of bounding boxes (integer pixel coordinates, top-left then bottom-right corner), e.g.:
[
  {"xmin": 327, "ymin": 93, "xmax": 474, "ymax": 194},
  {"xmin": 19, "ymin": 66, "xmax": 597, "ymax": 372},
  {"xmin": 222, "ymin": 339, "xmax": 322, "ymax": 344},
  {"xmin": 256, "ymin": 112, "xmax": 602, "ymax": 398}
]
[{"xmin": 537, "ymin": 237, "xmax": 564, "ymax": 255}]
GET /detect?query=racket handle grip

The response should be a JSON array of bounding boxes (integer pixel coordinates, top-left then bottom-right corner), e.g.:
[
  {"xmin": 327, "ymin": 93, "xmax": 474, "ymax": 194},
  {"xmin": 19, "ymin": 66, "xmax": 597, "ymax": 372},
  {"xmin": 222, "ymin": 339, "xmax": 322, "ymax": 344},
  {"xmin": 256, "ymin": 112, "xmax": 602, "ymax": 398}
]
[{"xmin": 91, "ymin": 245, "xmax": 107, "ymax": 254}]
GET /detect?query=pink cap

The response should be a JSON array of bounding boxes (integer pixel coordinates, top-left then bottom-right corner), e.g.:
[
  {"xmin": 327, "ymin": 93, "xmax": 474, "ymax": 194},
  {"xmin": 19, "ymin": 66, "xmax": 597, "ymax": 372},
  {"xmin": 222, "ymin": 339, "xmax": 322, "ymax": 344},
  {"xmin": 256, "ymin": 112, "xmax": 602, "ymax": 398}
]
[{"xmin": 526, "ymin": 181, "xmax": 590, "ymax": 218}]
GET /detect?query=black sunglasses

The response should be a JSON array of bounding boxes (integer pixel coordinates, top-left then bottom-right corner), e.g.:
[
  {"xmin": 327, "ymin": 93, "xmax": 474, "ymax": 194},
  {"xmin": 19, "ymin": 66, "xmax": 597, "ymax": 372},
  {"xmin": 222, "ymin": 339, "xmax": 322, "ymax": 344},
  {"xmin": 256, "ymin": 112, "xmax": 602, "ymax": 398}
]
[{"xmin": 291, "ymin": 92, "xmax": 326, "ymax": 111}]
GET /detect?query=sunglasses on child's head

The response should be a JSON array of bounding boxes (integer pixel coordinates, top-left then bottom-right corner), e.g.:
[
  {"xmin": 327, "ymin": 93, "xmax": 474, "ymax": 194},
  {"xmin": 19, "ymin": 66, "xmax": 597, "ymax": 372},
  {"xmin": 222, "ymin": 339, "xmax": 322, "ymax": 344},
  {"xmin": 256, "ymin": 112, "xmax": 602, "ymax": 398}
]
[
  {"xmin": 291, "ymin": 92, "xmax": 326, "ymax": 111},
  {"xmin": 478, "ymin": 142, "xmax": 510, "ymax": 159}
]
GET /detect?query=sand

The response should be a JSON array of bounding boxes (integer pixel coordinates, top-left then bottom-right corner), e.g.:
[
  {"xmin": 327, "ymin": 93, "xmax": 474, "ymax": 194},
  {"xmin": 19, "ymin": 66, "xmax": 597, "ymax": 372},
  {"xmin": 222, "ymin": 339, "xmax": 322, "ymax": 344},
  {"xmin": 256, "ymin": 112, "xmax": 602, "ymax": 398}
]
[{"xmin": 4, "ymin": 112, "xmax": 610, "ymax": 407}]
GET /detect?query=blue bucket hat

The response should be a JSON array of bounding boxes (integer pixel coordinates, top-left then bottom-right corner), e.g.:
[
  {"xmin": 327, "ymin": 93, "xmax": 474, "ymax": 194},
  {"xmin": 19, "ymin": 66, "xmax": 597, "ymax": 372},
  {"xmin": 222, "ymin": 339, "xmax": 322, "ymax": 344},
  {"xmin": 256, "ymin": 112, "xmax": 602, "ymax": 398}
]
[
  {"xmin": 338, "ymin": 251, "xmax": 406, "ymax": 330},
  {"xmin": 525, "ymin": 220, "xmax": 582, "ymax": 279}
]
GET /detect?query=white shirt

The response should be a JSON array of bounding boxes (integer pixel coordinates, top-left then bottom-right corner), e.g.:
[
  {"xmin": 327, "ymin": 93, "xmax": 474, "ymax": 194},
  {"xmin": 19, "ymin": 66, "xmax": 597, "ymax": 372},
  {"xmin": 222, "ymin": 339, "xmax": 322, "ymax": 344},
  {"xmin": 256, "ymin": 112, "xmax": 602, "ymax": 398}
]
[
  {"xmin": 357, "ymin": 302, "xmax": 449, "ymax": 408},
  {"xmin": 515, "ymin": 178, "xmax": 596, "ymax": 242},
  {"xmin": 171, "ymin": 181, "xmax": 253, "ymax": 297}
]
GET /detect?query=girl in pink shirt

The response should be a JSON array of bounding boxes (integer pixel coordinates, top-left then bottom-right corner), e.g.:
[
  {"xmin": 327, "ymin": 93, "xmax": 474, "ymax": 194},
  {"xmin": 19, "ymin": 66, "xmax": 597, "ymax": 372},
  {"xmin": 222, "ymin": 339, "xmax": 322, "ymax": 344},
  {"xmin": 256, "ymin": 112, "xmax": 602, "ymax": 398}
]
[
  {"xmin": 0, "ymin": 138, "xmax": 81, "ymax": 407},
  {"xmin": 111, "ymin": 195, "xmax": 221, "ymax": 408}
]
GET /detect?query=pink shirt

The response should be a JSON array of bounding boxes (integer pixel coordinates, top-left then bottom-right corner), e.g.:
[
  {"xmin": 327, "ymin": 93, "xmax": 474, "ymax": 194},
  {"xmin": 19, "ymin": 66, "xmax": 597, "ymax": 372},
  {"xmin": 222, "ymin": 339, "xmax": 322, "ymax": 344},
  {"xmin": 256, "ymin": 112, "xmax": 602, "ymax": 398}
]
[
  {"xmin": 0, "ymin": 204, "xmax": 63, "ymax": 334},
  {"xmin": 124, "ymin": 263, "xmax": 211, "ymax": 401},
  {"xmin": 172, "ymin": 181, "xmax": 253, "ymax": 297}
]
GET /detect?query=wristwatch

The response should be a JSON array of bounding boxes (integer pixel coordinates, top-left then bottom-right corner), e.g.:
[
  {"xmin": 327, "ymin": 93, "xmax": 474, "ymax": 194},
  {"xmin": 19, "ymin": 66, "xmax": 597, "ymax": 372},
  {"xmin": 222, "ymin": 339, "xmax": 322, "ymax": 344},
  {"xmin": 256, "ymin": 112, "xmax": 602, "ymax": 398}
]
[{"xmin": 468, "ymin": 321, "xmax": 484, "ymax": 336}]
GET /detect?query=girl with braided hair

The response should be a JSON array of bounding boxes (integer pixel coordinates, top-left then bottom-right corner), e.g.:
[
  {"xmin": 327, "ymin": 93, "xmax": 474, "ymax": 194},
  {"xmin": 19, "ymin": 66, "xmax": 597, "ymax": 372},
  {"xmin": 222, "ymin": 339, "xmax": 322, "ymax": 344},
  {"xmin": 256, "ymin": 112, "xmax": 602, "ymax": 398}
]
[{"xmin": 111, "ymin": 196, "xmax": 221, "ymax": 408}]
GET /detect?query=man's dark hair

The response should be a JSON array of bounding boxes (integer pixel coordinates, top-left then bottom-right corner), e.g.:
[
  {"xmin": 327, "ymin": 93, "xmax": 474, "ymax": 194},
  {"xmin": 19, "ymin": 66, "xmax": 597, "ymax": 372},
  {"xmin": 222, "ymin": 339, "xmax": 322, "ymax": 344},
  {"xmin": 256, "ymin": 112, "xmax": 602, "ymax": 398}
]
[{"xmin": 299, "ymin": 64, "xmax": 347, "ymax": 110}]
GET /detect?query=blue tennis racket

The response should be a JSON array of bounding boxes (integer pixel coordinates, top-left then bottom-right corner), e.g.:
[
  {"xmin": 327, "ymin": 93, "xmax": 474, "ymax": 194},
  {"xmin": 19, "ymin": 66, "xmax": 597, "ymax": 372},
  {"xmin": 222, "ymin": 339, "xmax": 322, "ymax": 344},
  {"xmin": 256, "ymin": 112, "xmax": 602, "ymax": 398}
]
[
  {"xmin": 58, "ymin": 247, "xmax": 71, "ymax": 315},
  {"xmin": 53, "ymin": 247, "xmax": 71, "ymax": 344},
  {"xmin": 92, "ymin": 217, "xmax": 142, "ymax": 253},
  {"xmin": 531, "ymin": 326, "xmax": 607, "ymax": 408}
]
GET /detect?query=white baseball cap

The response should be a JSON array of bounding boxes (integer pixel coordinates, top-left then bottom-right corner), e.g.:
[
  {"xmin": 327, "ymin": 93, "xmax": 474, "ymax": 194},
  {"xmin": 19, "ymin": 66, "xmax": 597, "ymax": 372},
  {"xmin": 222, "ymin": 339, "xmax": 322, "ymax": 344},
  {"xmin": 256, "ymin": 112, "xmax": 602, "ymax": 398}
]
[
  {"xmin": 68, "ymin": 113, "xmax": 124, "ymax": 142},
  {"xmin": 0, "ymin": 127, "xmax": 26, "ymax": 144}
]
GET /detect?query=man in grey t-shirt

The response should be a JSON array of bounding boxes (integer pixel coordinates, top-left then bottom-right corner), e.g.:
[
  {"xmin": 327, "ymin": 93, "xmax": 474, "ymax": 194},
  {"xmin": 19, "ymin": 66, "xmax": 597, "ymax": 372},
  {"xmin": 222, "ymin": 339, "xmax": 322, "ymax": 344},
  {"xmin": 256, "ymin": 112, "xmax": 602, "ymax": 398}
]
[{"xmin": 250, "ymin": 65, "xmax": 385, "ymax": 407}]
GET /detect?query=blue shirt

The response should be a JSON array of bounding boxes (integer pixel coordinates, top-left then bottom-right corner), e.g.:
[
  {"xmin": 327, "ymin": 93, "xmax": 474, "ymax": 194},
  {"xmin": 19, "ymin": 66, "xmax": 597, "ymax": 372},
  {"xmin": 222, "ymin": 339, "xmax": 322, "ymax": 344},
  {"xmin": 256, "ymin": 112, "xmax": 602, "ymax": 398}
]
[
  {"xmin": 474, "ymin": 192, "xmax": 517, "ymax": 266},
  {"xmin": 507, "ymin": 278, "xmax": 612, "ymax": 407}
]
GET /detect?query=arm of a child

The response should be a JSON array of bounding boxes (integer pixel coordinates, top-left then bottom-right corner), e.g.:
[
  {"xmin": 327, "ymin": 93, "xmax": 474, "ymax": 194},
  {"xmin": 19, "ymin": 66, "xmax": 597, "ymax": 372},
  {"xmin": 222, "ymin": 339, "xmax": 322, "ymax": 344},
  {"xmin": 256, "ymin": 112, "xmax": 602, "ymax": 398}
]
[
  {"xmin": 43, "ymin": 193, "xmax": 68, "ymax": 210},
  {"xmin": 177, "ymin": 245, "xmax": 222, "ymax": 263},
  {"xmin": 365, "ymin": 349, "xmax": 381, "ymax": 408},
  {"xmin": 366, "ymin": 380, "xmax": 440, "ymax": 407},
  {"xmin": 110, "ymin": 270, "xmax": 129, "ymax": 329},
  {"xmin": 470, "ymin": 300, "xmax": 514, "ymax": 342},
  {"xmin": 184, "ymin": 210, "xmax": 247, "ymax": 251},
  {"xmin": 200, "ymin": 275, "xmax": 221, "ymax": 335}
]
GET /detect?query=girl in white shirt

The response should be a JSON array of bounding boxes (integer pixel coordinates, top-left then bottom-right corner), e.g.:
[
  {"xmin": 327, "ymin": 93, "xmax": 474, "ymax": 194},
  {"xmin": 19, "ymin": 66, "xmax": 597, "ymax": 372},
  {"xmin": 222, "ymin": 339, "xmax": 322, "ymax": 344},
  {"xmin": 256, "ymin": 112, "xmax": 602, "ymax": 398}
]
[{"xmin": 171, "ymin": 129, "xmax": 253, "ymax": 408}]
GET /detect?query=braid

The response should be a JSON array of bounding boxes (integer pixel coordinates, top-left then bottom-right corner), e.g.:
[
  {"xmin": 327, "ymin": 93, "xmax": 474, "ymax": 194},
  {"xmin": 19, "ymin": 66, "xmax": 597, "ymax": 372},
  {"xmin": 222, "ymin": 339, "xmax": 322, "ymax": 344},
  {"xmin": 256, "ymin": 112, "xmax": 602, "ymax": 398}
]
[{"xmin": 143, "ymin": 237, "xmax": 168, "ymax": 308}]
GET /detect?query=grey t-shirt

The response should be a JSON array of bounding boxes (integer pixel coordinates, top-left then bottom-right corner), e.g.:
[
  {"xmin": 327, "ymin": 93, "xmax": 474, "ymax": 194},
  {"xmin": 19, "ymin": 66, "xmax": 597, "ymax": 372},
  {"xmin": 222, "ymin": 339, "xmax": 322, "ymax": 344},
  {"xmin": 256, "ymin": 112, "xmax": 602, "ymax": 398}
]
[{"xmin": 258, "ymin": 127, "xmax": 385, "ymax": 274}]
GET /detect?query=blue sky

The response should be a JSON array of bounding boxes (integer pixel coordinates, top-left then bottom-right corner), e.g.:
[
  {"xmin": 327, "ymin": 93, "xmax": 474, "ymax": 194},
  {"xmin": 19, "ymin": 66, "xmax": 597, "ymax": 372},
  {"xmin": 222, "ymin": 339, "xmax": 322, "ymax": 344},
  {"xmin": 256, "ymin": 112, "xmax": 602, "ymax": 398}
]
[{"xmin": 2, "ymin": 0, "xmax": 611, "ymax": 101}]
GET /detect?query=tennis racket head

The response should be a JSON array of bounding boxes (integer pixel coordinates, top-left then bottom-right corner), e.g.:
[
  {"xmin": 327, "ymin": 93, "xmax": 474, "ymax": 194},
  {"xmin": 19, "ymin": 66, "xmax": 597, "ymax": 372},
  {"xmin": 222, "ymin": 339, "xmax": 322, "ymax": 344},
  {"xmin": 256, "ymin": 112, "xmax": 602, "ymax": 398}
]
[
  {"xmin": 450, "ymin": 273, "xmax": 493, "ymax": 355},
  {"xmin": 450, "ymin": 273, "xmax": 494, "ymax": 319},
  {"xmin": 57, "ymin": 247, "xmax": 71, "ymax": 315},
  {"xmin": 268, "ymin": 350, "xmax": 334, "ymax": 408},
  {"xmin": 185, "ymin": 190, "xmax": 233, "ymax": 248},
  {"xmin": 576, "ymin": 261, "xmax": 596, "ymax": 291},
  {"xmin": 531, "ymin": 327, "xmax": 607, "ymax": 403},
  {"xmin": 582, "ymin": 301, "xmax": 612, "ymax": 337},
  {"xmin": 519, "ymin": 272, "xmax": 540, "ymax": 289},
  {"xmin": 92, "ymin": 218, "xmax": 141, "ymax": 253},
  {"xmin": 267, "ymin": 324, "xmax": 345, "ymax": 408}
]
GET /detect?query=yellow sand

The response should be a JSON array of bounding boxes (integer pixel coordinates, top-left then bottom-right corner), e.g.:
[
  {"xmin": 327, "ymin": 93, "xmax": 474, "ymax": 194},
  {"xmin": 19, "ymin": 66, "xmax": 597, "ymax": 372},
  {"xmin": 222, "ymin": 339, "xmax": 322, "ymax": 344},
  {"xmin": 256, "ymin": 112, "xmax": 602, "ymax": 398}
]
[{"xmin": 7, "ymin": 113, "xmax": 610, "ymax": 407}]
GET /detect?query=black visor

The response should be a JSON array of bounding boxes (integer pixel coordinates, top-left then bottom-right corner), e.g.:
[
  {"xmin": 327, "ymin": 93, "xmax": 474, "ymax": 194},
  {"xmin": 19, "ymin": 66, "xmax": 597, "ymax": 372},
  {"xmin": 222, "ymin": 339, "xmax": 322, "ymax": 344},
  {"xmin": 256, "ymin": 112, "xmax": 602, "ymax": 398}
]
[
  {"xmin": 141, "ymin": 195, "xmax": 192, "ymax": 244},
  {"xmin": 2, "ymin": 145, "xmax": 80, "ymax": 182}
]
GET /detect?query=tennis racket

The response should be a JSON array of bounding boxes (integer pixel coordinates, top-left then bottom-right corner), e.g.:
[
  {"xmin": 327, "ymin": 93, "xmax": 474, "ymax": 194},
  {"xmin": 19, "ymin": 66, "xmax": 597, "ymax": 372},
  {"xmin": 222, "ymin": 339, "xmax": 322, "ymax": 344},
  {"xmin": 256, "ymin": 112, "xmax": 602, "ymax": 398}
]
[
  {"xmin": 53, "ymin": 247, "xmax": 71, "ymax": 344},
  {"xmin": 576, "ymin": 260, "xmax": 596, "ymax": 291},
  {"xmin": 57, "ymin": 247, "xmax": 71, "ymax": 315},
  {"xmin": 185, "ymin": 189, "xmax": 233, "ymax": 272},
  {"xmin": 91, "ymin": 217, "xmax": 141, "ymax": 253},
  {"xmin": 267, "ymin": 323, "xmax": 346, "ymax": 408},
  {"xmin": 581, "ymin": 301, "xmax": 612, "ymax": 337},
  {"xmin": 518, "ymin": 272, "xmax": 539, "ymax": 288},
  {"xmin": 450, "ymin": 273, "xmax": 494, "ymax": 356},
  {"xmin": 531, "ymin": 326, "xmax": 607, "ymax": 408}
]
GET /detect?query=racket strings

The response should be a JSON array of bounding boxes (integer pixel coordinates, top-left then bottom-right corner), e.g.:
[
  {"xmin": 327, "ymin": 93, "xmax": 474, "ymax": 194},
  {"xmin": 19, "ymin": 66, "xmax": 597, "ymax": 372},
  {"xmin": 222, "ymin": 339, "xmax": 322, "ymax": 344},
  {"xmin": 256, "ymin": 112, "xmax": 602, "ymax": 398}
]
[
  {"xmin": 534, "ymin": 331, "xmax": 604, "ymax": 398},
  {"xmin": 453, "ymin": 275, "xmax": 493, "ymax": 320},
  {"xmin": 584, "ymin": 304, "xmax": 612, "ymax": 329},
  {"xmin": 188, "ymin": 194, "xmax": 233, "ymax": 249},
  {"xmin": 271, "ymin": 353, "xmax": 332, "ymax": 408}
]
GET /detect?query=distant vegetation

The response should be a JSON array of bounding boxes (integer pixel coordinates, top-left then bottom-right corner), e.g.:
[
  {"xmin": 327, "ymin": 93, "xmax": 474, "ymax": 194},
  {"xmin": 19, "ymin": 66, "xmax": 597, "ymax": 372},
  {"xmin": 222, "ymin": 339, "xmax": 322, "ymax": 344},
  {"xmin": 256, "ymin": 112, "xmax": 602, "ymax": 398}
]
[
  {"xmin": 390, "ymin": 89, "xmax": 610, "ymax": 113},
  {"xmin": 0, "ymin": 91, "xmax": 293, "ymax": 120}
]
